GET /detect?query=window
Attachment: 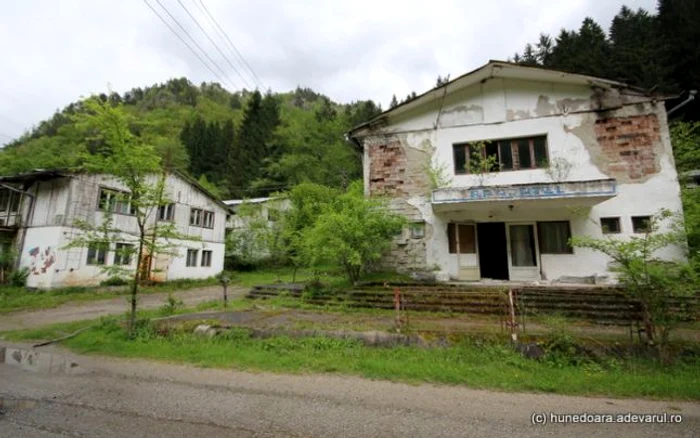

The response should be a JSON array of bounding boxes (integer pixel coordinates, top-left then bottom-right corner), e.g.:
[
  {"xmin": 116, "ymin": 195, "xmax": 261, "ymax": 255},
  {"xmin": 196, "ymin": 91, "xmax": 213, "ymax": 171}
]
[
  {"xmin": 157, "ymin": 203, "xmax": 175, "ymax": 221},
  {"xmin": 201, "ymin": 250, "xmax": 212, "ymax": 267},
  {"xmin": 113, "ymin": 243, "xmax": 133, "ymax": 266},
  {"xmin": 186, "ymin": 249, "xmax": 198, "ymax": 267},
  {"xmin": 203, "ymin": 211, "xmax": 214, "ymax": 228},
  {"xmin": 190, "ymin": 208, "xmax": 214, "ymax": 228},
  {"xmin": 537, "ymin": 221, "xmax": 573, "ymax": 254},
  {"xmin": 409, "ymin": 222, "xmax": 425, "ymax": 239},
  {"xmin": 0, "ymin": 190, "xmax": 8, "ymax": 211},
  {"xmin": 632, "ymin": 216, "xmax": 651, "ymax": 233},
  {"xmin": 600, "ymin": 217, "xmax": 621, "ymax": 234},
  {"xmin": 86, "ymin": 243, "xmax": 107, "ymax": 265},
  {"xmin": 98, "ymin": 188, "xmax": 134, "ymax": 215},
  {"xmin": 190, "ymin": 208, "xmax": 202, "ymax": 226},
  {"xmin": 453, "ymin": 135, "xmax": 548, "ymax": 174},
  {"xmin": 447, "ymin": 223, "xmax": 475, "ymax": 254},
  {"xmin": 9, "ymin": 191, "xmax": 20, "ymax": 213}
]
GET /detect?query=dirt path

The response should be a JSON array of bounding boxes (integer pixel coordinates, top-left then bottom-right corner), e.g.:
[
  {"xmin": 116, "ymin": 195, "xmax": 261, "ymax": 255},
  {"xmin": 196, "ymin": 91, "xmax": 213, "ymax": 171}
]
[
  {"xmin": 0, "ymin": 286, "xmax": 248, "ymax": 332},
  {"xmin": 0, "ymin": 343, "xmax": 697, "ymax": 437}
]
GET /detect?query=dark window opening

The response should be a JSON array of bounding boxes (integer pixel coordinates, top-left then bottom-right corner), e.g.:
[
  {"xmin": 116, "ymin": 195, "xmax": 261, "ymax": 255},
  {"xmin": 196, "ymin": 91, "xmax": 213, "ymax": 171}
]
[
  {"xmin": 201, "ymin": 250, "xmax": 212, "ymax": 267},
  {"xmin": 452, "ymin": 135, "xmax": 548, "ymax": 174},
  {"xmin": 600, "ymin": 217, "xmax": 621, "ymax": 234},
  {"xmin": 114, "ymin": 243, "xmax": 133, "ymax": 265},
  {"xmin": 87, "ymin": 244, "xmax": 107, "ymax": 265},
  {"xmin": 632, "ymin": 216, "xmax": 652, "ymax": 233},
  {"xmin": 537, "ymin": 221, "xmax": 573, "ymax": 254},
  {"xmin": 186, "ymin": 249, "xmax": 198, "ymax": 267}
]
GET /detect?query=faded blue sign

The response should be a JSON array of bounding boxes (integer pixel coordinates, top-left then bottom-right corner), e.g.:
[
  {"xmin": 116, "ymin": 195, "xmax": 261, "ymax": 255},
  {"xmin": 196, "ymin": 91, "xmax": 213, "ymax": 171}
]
[{"xmin": 468, "ymin": 185, "xmax": 566, "ymax": 200}]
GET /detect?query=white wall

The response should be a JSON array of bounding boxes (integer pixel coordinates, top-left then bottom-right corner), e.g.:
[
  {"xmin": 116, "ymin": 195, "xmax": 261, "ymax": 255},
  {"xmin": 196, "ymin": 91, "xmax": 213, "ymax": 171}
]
[{"xmin": 361, "ymin": 77, "xmax": 685, "ymax": 282}]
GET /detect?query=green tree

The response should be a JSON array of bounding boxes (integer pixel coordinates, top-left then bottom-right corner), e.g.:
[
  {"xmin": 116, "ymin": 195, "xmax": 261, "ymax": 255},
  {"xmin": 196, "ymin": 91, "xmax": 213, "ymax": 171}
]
[
  {"xmin": 302, "ymin": 181, "xmax": 405, "ymax": 284},
  {"xmin": 67, "ymin": 96, "xmax": 194, "ymax": 334},
  {"xmin": 571, "ymin": 209, "xmax": 695, "ymax": 347}
]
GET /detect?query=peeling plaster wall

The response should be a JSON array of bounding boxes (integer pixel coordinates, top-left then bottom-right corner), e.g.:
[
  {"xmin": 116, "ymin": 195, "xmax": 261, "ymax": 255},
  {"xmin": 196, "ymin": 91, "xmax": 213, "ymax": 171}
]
[{"xmin": 361, "ymin": 78, "xmax": 684, "ymax": 281}]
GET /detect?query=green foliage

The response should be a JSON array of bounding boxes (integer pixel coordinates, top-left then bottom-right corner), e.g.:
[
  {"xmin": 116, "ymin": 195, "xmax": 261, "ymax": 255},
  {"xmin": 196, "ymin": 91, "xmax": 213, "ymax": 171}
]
[
  {"xmin": 159, "ymin": 293, "xmax": 184, "ymax": 316},
  {"xmin": 100, "ymin": 276, "xmax": 129, "ymax": 287},
  {"xmin": 9, "ymin": 267, "xmax": 29, "ymax": 287},
  {"xmin": 671, "ymin": 122, "xmax": 700, "ymax": 173},
  {"xmin": 301, "ymin": 181, "xmax": 406, "ymax": 283},
  {"xmin": 467, "ymin": 141, "xmax": 499, "ymax": 186},
  {"xmin": 514, "ymin": 1, "xmax": 700, "ymax": 106},
  {"xmin": 571, "ymin": 209, "xmax": 696, "ymax": 346},
  {"xmin": 424, "ymin": 158, "xmax": 452, "ymax": 190},
  {"xmin": 0, "ymin": 79, "xmax": 382, "ymax": 198}
]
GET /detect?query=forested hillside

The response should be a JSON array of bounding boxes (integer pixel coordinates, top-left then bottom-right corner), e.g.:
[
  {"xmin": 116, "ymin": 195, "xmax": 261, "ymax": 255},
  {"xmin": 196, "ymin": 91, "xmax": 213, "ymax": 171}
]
[
  {"xmin": 0, "ymin": 80, "xmax": 381, "ymax": 198},
  {"xmin": 513, "ymin": 0, "xmax": 699, "ymax": 120}
]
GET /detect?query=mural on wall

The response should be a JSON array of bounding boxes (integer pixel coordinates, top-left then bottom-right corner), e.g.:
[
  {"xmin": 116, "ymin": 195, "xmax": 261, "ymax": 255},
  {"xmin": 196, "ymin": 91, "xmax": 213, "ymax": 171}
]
[{"xmin": 28, "ymin": 246, "xmax": 56, "ymax": 275}]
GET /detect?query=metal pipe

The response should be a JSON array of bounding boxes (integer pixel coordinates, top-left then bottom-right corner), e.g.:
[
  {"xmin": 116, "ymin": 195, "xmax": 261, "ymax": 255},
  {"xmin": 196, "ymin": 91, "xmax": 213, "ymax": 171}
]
[{"xmin": 667, "ymin": 90, "xmax": 697, "ymax": 117}]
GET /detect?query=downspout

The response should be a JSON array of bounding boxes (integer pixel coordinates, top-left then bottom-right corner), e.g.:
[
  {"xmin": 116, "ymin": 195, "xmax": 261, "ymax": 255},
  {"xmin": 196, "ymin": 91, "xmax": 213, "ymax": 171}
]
[{"xmin": 667, "ymin": 90, "xmax": 697, "ymax": 117}]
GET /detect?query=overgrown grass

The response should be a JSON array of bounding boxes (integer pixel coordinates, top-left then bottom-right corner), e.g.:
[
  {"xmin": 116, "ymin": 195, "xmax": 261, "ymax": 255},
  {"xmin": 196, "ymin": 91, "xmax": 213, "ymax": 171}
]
[
  {"xmin": 5, "ymin": 317, "xmax": 698, "ymax": 400},
  {"xmin": 0, "ymin": 277, "xmax": 221, "ymax": 314}
]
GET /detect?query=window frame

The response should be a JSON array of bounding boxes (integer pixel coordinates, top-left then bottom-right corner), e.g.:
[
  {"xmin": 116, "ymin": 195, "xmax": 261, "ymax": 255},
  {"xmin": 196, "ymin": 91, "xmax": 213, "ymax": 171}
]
[
  {"xmin": 537, "ymin": 221, "xmax": 573, "ymax": 255},
  {"xmin": 600, "ymin": 217, "xmax": 621, "ymax": 234},
  {"xmin": 97, "ymin": 188, "xmax": 135, "ymax": 216},
  {"xmin": 447, "ymin": 223, "xmax": 476, "ymax": 254},
  {"xmin": 452, "ymin": 135, "xmax": 549, "ymax": 175},
  {"xmin": 113, "ymin": 243, "xmax": 134, "ymax": 266},
  {"xmin": 86, "ymin": 243, "xmax": 107, "ymax": 265},
  {"xmin": 409, "ymin": 222, "xmax": 425, "ymax": 239},
  {"xmin": 186, "ymin": 249, "xmax": 198, "ymax": 267},
  {"xmin": 0, "ymin": 190, "xmax": 9, "ymax": 212},
  {"xmin": 157, "ymin": 203, "xmax": 175, "ymax": 222},
  {"xmin": 632, "ymin": 216, "xmax": 652, "ymax": 234},
  {"xmin": 201, "ymin": 250, "xmax": 212, "ymax": 267}
]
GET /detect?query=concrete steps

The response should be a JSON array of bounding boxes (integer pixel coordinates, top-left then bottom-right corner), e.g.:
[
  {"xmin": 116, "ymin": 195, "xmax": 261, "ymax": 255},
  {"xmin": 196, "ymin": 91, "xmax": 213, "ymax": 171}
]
[{"xmin": 247, "ymin": 283, "xmax": 699, "ymax": 326}]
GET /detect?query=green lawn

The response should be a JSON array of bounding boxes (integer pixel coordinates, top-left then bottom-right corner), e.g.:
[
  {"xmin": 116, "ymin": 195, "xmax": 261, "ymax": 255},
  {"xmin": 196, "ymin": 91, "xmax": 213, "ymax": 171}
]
[
  {"xmin": 0, "ymin": 277, "xmax": 220, "ymax": 314},
  {"xmin": 4, "ymin": 316, "xmax": 698, "ymax": 401}
]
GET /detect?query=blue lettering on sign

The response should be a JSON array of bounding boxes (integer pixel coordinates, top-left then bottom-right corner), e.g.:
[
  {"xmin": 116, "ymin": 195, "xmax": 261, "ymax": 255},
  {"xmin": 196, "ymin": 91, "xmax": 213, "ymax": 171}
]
[{"xmin": 467, "ymin": 184, "xmax": 569, "ymax": 201}]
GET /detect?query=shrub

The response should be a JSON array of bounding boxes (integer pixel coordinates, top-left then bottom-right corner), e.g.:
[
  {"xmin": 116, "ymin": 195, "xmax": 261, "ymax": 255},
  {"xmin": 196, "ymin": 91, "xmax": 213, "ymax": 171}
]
[{"xmin": 9, "ymin": 267, "xmax": 29, "ymax": 287}]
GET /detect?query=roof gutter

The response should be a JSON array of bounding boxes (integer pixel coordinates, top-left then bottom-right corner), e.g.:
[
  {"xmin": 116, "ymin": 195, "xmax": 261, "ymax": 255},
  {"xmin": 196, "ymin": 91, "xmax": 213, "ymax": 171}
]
[{"xmin": 668, "ymin": 90, "xmax": 697, "ymax": 117}]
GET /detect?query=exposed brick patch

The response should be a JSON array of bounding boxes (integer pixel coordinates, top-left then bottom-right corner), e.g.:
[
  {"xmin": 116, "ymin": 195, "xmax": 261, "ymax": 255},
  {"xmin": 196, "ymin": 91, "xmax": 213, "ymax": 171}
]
[
  {"xmin": 368, "ymin": 141, "xmax": 408, "ymax": 196},
  {"xmin": 594, "ymin": 114, "xmax": 660, "ymax": 181}
]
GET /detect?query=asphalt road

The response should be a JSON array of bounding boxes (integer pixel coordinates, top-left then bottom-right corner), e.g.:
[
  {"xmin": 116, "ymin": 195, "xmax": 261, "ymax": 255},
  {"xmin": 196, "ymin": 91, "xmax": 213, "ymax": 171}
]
[{"xmin": 0, "ymin": 344, "xmax": 698, "ymax": 437}]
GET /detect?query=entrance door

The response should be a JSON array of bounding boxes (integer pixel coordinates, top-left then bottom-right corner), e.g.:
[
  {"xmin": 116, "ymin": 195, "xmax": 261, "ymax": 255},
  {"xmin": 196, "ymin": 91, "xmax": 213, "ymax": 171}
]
[
  {"xmin": 476, "ymin": 222, "xmax": 509, "ymax": 280},
  {"xmin": 507, "ymin": 223, "xmax": 540, "ymax": 281}
]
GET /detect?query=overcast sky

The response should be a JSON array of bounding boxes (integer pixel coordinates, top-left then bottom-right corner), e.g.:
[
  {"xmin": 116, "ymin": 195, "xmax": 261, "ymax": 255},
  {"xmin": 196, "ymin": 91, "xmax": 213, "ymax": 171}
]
[{"xmin": 0, "ymin": 0, "xmax": 657, "ymax": 143}]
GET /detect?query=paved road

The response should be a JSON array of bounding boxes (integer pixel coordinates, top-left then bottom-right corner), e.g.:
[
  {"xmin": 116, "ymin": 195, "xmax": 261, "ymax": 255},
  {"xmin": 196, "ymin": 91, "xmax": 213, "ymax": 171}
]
[
  {"xmin": 0, "ymin": 344, "xmax": 697, "ymax": 437},
  {"xmin": 0, "ymin": 286, "xmax": 248, "ymax": 332}
]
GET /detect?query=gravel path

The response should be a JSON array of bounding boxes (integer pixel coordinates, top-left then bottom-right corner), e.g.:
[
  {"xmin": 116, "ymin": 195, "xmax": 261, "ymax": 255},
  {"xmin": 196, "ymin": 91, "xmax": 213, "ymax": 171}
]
[
  {"xmin": 0, "ymin": 344, "xmax": 697, "ymax": 437},
  {"xmin": 0, "ymin": 286, "xmax": 248, "ymax": 332}
]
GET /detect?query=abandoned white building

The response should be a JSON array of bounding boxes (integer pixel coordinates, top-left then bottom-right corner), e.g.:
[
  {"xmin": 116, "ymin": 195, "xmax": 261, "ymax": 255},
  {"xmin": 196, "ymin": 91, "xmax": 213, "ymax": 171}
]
[
  {"xmin": 348, "ymin": 61, "xmax": 685, "ymax": 283},
  {"xmin": 0, "ymin": 170, "xmax": 228, "ymax": 288}
]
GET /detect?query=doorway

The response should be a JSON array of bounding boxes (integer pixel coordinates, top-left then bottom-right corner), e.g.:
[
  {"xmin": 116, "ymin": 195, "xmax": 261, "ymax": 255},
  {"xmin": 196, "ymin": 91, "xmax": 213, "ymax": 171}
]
[{"xmin": 476, "ymin": 222, "xmax": 509, "ymax": 280}]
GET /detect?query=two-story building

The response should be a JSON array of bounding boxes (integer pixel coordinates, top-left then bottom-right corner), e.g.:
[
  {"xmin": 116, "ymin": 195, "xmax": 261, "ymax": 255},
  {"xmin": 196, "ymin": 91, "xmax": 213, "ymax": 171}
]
[
  {"xmin": 348, "ymin": 61, "xmax": 685, "ymax": 283},
  {"xmin": 0, "ymin": 169, "xmax": 228, "ymax": 288}
]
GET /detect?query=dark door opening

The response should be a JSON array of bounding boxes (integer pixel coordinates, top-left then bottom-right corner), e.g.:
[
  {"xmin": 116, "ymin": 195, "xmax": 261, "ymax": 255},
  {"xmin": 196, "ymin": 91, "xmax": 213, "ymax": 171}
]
[{"xmin": 477, "ymin": 222, "xmax": 509, "ymax": 280}]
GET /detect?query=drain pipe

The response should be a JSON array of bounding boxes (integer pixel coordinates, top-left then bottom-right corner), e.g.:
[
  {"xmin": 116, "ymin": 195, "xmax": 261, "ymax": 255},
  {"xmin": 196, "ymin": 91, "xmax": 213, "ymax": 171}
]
[{"xmin": 667, "ymin": 90, "xmax": 697, "ymax": 117}]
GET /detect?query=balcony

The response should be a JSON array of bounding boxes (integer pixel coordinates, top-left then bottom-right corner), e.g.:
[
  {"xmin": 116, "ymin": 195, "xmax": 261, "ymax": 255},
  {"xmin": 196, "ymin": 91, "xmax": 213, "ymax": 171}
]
[{"xmin": 431, "ymin": 178, "xmax": 617, "ymax": 212}]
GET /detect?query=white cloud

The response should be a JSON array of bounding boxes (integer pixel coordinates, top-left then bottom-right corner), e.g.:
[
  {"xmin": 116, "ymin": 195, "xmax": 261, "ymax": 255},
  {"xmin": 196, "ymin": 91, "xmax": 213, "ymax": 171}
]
[{"xmin": 0, "ymin": 0, "xmax": 657, "ymax": 141}]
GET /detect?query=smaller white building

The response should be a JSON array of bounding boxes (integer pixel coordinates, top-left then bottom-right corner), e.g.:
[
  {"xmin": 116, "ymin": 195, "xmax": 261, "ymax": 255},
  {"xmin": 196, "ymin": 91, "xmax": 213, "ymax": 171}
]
[{"xmin": 0, "ymin": 170, "xmax": 229, "ymax": 288}]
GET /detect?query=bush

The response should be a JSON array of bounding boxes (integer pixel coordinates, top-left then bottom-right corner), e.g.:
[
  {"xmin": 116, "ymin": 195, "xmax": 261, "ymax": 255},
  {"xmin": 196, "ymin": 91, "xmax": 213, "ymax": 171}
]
[
  {"xmin": 9, "ymin": 267, "xmax": 29, "ymax": 287},
  {"xmin": 159, "ymin": 294, "xmax": 184, "ymax": 316},
  {"xmin": 101, "ymin": 276, "xmax": 129, "ymax": 287}
]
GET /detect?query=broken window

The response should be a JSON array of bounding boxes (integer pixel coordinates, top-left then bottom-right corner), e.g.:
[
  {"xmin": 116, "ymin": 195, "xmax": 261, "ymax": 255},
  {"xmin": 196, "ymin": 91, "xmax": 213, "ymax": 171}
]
[
  {"xmin": 447, "ymin": 223, "xmax": 475, "ymax": 254},
  {"xmin": 452, "ymin": 135, "xmax": 548, "ymax": 174},
  {"xmin": 186, "ymin": 249, "xmax": 198, "ymax": 267},
  {"xmin": 86, "ymin": 243, "xmax": 107, "ymax": 265},
  {"xmin": 632, "ymin": 216, "xmax": 651, "ymax": 233},
  {"xmin": 113, "ymin": 243, "xmax": 134, "ymax": 266},
  {"xmin": 190, "ymin": 208, "xmax": 214, "ymax": 228},
  {"xmin": 190, "ymin": 208, "xmax": 202, "ymax": 226},
  {"xmin": 537, "ymin": 221, "xmax": 572, "ymax": 254},
  {"xmin": 600, "ymin": 217, "xmax": 621, "ymax": 234}
]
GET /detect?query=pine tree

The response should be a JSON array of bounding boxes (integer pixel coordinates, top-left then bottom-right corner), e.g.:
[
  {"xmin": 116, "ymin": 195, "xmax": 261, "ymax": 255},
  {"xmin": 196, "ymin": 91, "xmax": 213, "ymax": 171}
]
[{"xmin": 389, "ymin": 95, "xmax": 398, "ymax": 108}]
